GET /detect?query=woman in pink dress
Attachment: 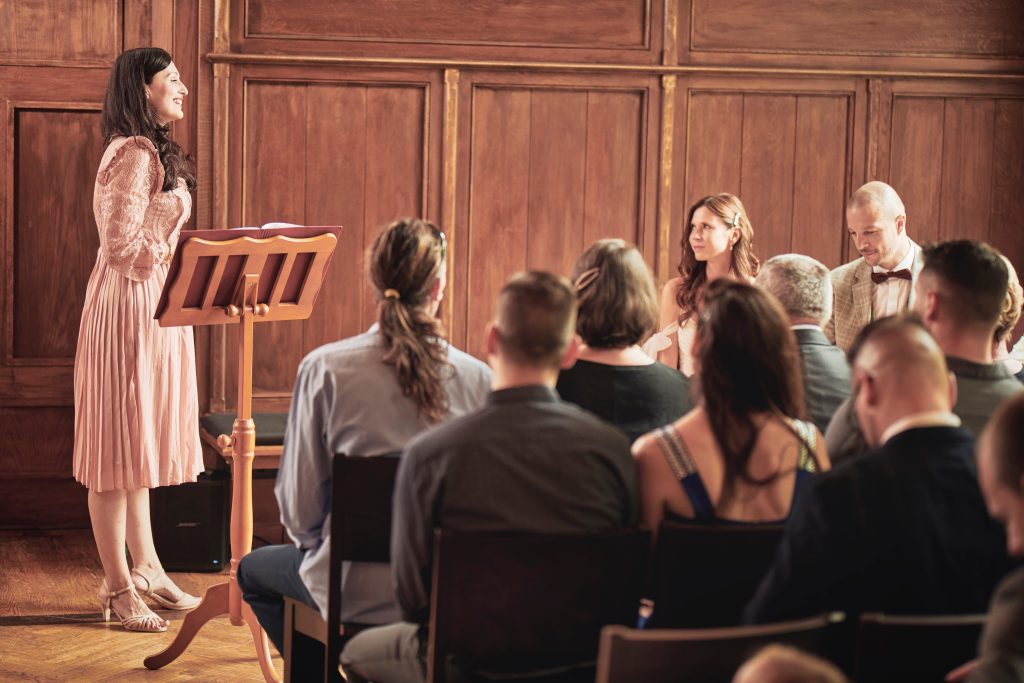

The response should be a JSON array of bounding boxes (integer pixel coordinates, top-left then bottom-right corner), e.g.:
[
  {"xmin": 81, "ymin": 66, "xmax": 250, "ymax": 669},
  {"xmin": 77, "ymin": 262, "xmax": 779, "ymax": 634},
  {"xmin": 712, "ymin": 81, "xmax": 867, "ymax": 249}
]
[{"xmin": 73, "ymin": 47, "xmax": 202, "ymax": 632}]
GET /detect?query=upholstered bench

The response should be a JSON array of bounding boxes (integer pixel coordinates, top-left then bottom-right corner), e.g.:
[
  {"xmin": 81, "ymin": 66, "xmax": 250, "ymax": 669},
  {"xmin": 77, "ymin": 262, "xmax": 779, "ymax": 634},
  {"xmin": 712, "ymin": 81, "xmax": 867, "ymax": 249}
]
[
  {"xmin": 199, "ymin": 412, "xmax": 288, "ymax": 471},
  {"xmin": 199, "ymin": 412, "xmax": 289, "ymax": 545}
]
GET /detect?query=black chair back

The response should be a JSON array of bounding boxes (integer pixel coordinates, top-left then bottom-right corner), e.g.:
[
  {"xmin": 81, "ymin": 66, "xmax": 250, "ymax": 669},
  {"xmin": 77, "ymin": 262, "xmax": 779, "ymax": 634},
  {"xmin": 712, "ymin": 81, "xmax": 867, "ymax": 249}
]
[
  {"xmin": 855, "ymin": 612, "xmax": 987, "ymax": 683},
  {"xmin": 285, "ymin": 452, "xmax": 400, "ymax": 683},
  {"xmin": 595, "ymin": 612, "xmax": 846, "ymax": 683},
  {"xmin": 648, "ymin": 520, "xmax": 784, "ymax": 628},
  {"xmin": 427, "ymin": 528, "xmax": 651, "ymax": 683},
  {"xmin": 325, "ymin": 453, "xmax": 400, "ymax": 673}
]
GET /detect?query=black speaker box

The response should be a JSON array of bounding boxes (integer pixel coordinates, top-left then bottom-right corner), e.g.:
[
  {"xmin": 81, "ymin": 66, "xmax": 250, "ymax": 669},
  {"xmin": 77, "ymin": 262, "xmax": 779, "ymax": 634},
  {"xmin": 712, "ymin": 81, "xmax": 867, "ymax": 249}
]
[{"xmin": 150, "ymin": 470, "xmax": 230, "ymax": 572}]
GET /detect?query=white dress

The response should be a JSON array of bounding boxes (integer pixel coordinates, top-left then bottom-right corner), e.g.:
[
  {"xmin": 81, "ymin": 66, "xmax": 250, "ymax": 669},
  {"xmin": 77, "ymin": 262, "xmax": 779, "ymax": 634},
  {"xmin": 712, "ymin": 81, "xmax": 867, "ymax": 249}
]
[{"xmin": 642, "ymin": 316, "xmax": 698, "ymax": 377}]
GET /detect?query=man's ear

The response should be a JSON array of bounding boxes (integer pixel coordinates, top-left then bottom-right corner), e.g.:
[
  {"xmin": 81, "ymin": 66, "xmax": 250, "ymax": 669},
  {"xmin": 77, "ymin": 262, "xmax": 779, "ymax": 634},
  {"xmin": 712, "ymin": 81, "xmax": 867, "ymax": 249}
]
[
  {"xmin": 922, "ymin": 290, "xmax": 940, "ymax": 323},
  {"xmin": 484, "ymin": 322, "xmax": 499, "ymax": 359},
  {"xmin": 895, "ymin": 214, "xmax": 907, "ymax": 235},
  {"xmin": 862, "ymin": 373, "xmax": 880, "ymax": 408},
  {"xmin": 559, "ymin": 334, "xmax": 581, "ymax": 370}
]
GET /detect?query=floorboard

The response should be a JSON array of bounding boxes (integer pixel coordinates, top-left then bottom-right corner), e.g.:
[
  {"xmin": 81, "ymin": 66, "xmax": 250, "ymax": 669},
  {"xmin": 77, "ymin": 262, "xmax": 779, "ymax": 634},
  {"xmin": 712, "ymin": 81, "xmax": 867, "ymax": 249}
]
[{"xmin": 0, "ymin": 530, "xmax": 285, "ymax": 681}]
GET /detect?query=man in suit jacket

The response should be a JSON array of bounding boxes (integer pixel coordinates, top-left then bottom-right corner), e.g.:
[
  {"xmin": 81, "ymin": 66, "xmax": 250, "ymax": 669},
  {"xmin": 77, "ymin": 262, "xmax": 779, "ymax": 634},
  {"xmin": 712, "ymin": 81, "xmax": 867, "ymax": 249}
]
[
  {"xmin": 826, "ymin": 181, "xmax": 923, "ymax": 353},
  {"xmin": 745, "ymin": 317, "xmax": 1009, "ymax": 624},
  {"xmin": 825, "ymin": 240, "xmax": 1022, "ymax": 464},
  {"xmin": 948, "ymin": 395, "xmax": 1024, "ymax": 682},
  {"xmin": 757, "ymin": 254, "xmax": 851, "ymax": 433}
]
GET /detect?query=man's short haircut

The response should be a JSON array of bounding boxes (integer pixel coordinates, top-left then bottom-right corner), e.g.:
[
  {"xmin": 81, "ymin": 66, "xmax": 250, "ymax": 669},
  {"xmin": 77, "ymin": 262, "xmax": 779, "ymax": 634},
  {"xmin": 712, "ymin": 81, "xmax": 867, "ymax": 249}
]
[
  {"xmin": 920, "ymin": 240, "xmax": 1009, "ymax": 329},
  {"xmin": 494, "ymin": 270, "xmax": 576, "ymax": 368},
  {"xmin": 755, "ymin": 254, "xmax": 833, "ymax": 326},
  {"xmin": 571, "ymin": 239, "xmax": 658, "ymax": 348},
  {"xmin": 984, "ymin": 393, "xmax": 1024, "ymax": 493}
]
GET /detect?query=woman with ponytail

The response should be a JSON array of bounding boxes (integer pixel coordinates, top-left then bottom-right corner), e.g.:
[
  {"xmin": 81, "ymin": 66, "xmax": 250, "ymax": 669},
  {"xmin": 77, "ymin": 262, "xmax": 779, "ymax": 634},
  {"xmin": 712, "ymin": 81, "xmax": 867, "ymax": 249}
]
[{"xmin": 237, "ymin": 218, "xmax": 492, "ymax": 655}]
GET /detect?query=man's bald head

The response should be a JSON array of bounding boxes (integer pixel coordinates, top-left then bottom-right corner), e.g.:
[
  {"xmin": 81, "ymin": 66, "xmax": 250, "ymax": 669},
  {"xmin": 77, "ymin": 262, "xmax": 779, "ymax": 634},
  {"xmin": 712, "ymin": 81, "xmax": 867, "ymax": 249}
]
[
  {"xmin": 849, "ymin": 315, "xmax": 953, "ymax": 448},
  {"xmin": 733, "ymin": 645, "xmax": 849, "ymax": 683},
  {"xmin": 848, "ymin": 181, "xmax": 906, "ymax": 221}
]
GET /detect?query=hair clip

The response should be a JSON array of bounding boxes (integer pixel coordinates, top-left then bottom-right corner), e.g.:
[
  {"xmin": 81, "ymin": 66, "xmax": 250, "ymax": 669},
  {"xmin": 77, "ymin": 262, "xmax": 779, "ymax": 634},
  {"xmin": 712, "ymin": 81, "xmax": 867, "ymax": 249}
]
[
  {"xmin": 731, "ymin": 211, "xmax": 741, "ymax": 228},
  {"xmin": 573, "ymin": 268, "xmax": 601, "ymax": 293}
]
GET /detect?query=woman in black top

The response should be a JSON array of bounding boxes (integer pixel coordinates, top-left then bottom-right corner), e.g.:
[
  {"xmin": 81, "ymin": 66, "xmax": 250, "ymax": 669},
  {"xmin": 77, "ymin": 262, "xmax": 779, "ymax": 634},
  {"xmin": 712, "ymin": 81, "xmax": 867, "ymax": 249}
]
[{"xmin": 557, "ymin": 239, "xmax": 691, "ymax": 443}]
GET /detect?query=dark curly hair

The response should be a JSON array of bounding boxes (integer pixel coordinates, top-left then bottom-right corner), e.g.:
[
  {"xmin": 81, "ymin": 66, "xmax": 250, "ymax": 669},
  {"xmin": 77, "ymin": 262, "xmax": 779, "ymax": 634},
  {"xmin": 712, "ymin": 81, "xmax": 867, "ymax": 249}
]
[{"xmin": 101, "ymin": 47, "xmax": 196, "ymax": 192}]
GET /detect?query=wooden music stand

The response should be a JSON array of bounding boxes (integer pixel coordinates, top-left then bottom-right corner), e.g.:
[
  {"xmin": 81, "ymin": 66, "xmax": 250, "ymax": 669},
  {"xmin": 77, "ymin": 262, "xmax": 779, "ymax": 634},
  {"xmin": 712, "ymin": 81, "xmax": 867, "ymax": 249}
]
[{"xmin": 143, "ymin": 225, "xmax": 341, "ymax": 683}]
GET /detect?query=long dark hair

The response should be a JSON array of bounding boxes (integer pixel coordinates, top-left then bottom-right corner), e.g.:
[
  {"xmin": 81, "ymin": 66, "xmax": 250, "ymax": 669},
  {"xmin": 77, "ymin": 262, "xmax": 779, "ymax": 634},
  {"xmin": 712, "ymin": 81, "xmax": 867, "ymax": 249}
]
[
  {"xmin": 370, "ymin": 218, "xmax": 451, "ymax": 424},
  {"xmin": 696, "ymin": 279, "xmax": 810, "ymax": 507},
  {"xmin": 675, "ymin": 193, "xmax": 759, "ymax": 320},
  {"xmin": 101, "ymin": 47, "xmax": 196, "ymax": 192}
]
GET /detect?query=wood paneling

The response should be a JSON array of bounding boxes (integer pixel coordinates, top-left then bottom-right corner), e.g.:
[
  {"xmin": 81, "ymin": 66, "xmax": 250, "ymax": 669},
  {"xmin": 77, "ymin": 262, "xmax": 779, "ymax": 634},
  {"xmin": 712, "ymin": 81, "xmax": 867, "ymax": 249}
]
[
  {"xmin": 235, "ymin": 0, "xmax": 660, "ymax": 65},
  {"xmin": 676, "ymin": 78, "xmax": 860, "ymax": 270},
  {"xmin": 683, "ymin": 0, "xmax": 1024, "ymax": 72},
  {"xmin": 0, "ymin": 0, "xmax": 120, "ymax": 65},
  {"xmin": 226, "ymin": 71, "xmax": 436, "ymax": 405},
  {"xmin": 12, "ymin": 109, "xmax": 103, "ymax": 361},
  {"xmin": 246, "ymin": 0, "xmax": 649, "ymax": 50},
  {"xmin": 457, "ymin": 74, "xmax": 655, "ymax": 356},
  {"xmin": 885, "ymin": 83, "xmax": 1024, "ymax": 263},
  {"xmin": 0, "ymin": 408, "xmax": 75, "ymax": 479}
]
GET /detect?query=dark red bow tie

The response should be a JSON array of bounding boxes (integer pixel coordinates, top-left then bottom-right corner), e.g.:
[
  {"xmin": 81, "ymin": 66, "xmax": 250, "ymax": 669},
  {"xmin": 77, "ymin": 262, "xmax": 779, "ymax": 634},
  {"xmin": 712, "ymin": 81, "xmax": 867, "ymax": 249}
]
[{"xmin": 871, "ymin": 268, "xmax": 913, "ymax": 284}]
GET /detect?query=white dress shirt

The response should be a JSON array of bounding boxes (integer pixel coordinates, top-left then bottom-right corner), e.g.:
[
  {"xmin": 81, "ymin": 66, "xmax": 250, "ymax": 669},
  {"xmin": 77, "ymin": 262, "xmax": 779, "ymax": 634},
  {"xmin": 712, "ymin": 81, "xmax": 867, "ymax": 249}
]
[{"xmin": 872, "ymin": 243, "xmax": 917, "ymax": 319}]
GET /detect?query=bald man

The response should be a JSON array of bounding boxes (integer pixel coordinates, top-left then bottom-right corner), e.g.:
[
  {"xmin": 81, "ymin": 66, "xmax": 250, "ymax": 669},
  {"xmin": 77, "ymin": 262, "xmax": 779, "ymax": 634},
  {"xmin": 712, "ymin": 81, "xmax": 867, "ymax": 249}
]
[
  {"xmin": 733, "ymin": 645, "xmax": 848, "ymax": 683},
  {"xmin": 745, "ymin": 316, "xmax": 1009, "ymax": 624},
  {"xmin": 826, "ymin": 181, "xmax": 922, "ymax": 352}
]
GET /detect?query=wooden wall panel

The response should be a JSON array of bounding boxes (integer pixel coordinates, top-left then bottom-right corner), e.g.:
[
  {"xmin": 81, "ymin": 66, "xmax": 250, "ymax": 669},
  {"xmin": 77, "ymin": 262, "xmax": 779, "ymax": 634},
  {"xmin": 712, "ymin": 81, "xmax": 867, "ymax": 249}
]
[
  {"xmin": 246, "ymin": 0, "xmax": 649, "ymax": 50},
  {"xmin": 683, "ymin": 0, "xmax": 1024, "ymax": 72},
  {"xmin": 458, "ymin": 75, "xmax": 654, "ymax": 357},
  {"xmin": 12, "ymin": 109, "xmax": 103, "ymax": 361},
  {"xmin": 226, "ymin": 71, "xmax": 434, "ymax": 407},
  {"xmin": 886, "ymin": 85, "xmax": 1024, "ymax": 266},
  {"xmin": 888, "ymin": 98, "xmax": 945, "ymax": 247},
  {"xmin": 0, "ymin": 0, "xmax": 120, "ymax": 65},
  {"xmin": 991, "ymin": 101, "xmax": 1024, "ymax": 265},
  {"xmin": 676, "ymin": 79, "xmax": 859, "ymax": 271}
]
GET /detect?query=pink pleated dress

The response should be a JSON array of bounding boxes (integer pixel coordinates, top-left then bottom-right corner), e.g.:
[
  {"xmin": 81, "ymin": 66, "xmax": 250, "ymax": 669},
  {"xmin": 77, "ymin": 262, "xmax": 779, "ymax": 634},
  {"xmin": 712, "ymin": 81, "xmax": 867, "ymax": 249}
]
[{"xmin": 73, "ymin": 136, "xmax": 202, "ymax": 492}]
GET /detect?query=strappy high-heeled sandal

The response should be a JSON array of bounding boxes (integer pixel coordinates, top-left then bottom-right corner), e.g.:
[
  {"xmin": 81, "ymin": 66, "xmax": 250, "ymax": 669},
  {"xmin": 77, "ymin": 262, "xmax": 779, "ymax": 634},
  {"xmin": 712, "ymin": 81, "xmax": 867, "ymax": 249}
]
[
  {"xmin": 98, "ymin": 581, "xmax": 168, "ymax": 632},
  {"xmin": 131, "ymin": 567, "xmax": 201, "ymax": 611}
]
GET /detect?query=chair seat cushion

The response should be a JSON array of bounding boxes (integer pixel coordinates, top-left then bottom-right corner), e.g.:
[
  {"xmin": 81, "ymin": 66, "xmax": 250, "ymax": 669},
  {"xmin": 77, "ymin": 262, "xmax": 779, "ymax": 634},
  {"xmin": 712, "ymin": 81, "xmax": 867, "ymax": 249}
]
[{"xmin": 200, "ymin": 412, "xmax": 287, "ymax": 446}]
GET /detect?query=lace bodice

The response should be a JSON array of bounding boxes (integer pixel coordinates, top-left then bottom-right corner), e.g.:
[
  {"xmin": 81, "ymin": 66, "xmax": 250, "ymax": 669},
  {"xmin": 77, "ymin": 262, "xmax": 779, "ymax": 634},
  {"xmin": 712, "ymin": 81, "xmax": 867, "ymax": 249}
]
[{"xmin": 93, "ymin": 136, "xmax": 191, "ymax": 282}]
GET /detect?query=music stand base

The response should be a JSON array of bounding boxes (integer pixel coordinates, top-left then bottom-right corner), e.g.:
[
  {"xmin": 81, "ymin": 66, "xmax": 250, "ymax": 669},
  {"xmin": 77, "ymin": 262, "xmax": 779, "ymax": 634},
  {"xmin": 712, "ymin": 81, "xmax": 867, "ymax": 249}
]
[{"xmin": 143, "ymin": 581, "xmax": 281, "ymax": 682}]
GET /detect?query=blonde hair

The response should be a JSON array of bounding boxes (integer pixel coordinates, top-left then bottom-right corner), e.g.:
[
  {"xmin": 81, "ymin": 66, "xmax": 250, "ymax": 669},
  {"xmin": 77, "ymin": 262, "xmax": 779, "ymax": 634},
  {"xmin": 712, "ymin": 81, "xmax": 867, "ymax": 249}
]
[{"xmin": 995, "ymin": 255, "xmax": 1023, "ymax": 344}]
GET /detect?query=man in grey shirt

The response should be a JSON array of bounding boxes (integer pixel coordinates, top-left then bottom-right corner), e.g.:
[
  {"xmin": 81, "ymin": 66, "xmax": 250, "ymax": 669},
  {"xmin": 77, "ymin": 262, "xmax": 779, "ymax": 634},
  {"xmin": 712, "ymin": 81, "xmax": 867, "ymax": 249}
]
[
  {"xmin": 825, "ymin": 240, "xmax": 1022, "ymax": 465},
  {"xmin": 341, "ymin": 271, "xmax": 638, "ymax": 683},
  {"xmin": 237, "ymin": 219, "xmax": 492, "ymax": 653}
]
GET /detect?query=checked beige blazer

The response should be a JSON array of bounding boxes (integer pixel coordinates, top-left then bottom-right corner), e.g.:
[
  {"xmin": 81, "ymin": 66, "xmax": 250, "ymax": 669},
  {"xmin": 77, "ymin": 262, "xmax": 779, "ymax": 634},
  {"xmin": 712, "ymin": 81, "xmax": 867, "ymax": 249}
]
[{"xmin": 825, "ymin": 242, "xmax": 924, "ymax": 353}]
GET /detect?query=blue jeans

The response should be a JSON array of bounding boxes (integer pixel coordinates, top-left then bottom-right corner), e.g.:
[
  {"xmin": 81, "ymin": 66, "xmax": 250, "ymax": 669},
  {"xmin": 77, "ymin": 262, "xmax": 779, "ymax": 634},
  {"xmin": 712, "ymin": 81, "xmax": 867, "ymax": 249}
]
[{"xmin": 237, "ymin": 544, "xmax": 318, "ymax": 654}]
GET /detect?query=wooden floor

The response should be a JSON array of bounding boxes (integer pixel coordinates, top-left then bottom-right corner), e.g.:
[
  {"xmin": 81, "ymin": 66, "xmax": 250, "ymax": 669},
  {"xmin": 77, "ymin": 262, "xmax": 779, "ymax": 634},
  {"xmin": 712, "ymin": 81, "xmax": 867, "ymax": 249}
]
[{"xmin": 0, "ymin": 529, "xmax": 284, "ymax": 681}]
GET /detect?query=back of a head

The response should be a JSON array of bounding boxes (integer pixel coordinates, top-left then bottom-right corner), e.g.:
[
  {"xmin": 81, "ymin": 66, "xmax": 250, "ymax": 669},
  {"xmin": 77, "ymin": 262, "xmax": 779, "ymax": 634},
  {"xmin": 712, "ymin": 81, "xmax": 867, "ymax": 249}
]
[
  {"xmin": 982, "ymin": 393, "xmax": 1024, "ymax": 496},
  {"xmin": 571, "ymin": 239, "xmax": 658, "ymax": 349},
  {"xmin": 848, "ymin": 180, "xmax": 905, "ymax": 220},
  {"xmin": 369, "ymin": 218, "xmax": 450, "ymax": 423},
  {"xmin": 755, "ymin": 254, "xmax": 833, "ymax": 326},
  {"xmin": 733, "ymin": 645, "xmax": 849, "ymax": 683},
  {"xmin": 494, "ymin": 271, "xmax": 576, "ymax": 369},
  {"xmin": 698, "ymin": 279, "xmax": 804, "ymax": 419},
  {"xmin": 920, "ymin": 240, "xmax": 1009, "ymax": 330},
  {"xmin": 848, "ymin": 315, "xmax": 950, "ymax": 408}
]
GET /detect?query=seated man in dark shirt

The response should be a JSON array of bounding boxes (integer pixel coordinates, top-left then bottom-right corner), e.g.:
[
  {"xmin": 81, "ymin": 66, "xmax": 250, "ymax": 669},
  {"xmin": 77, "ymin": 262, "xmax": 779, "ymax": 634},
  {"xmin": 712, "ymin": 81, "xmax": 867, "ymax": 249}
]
[
  {"xmin": 341, "ymin": 270, "xmax": 638, "ymax": 683},
  {"xmin": 745, "ymin": 316, "xmax": 1009, "ymax": 624},
  {"xmin": 948, "ymin": 394, "xmax": 1024, "ymax": 683}
]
